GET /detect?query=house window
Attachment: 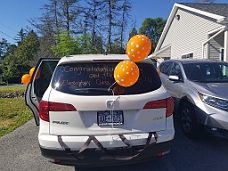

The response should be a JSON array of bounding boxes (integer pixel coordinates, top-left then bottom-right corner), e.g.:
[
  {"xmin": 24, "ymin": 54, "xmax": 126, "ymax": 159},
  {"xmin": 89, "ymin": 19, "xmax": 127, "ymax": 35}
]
[
  {"xmin": 181, "ymin": 53, "xmax": 193, "ymax": 59},
  {"xmin": 220, "ymin": 48, "xmax": 224, "ymax": 61}
]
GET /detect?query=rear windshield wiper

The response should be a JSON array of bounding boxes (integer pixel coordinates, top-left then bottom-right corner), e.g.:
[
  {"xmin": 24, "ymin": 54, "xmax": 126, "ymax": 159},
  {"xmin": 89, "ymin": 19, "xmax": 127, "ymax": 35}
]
[
  {"xmin": 75, "ymin": 82, "xmax": 117, "ymax": 93},
  {"xmin": 75, "ymin": 88, "xmax": 110, "ymax": 92}
]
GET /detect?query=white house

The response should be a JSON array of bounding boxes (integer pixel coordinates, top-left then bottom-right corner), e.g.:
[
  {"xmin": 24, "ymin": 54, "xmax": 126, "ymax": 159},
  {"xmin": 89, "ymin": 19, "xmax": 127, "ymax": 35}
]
[{"xmin": 149, "ymin": 3, "xmax": 228, "ymax": 64}]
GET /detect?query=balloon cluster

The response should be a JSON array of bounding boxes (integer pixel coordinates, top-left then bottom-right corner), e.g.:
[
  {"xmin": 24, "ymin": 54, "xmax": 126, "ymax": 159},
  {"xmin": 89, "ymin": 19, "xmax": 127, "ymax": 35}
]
[
  {"xmin": 114, "ymin": 35, "xmax": 151, "ymax": 87},
  {"xmin": 21, "ymin": 67, "xmax": 40, "ymax": 85}
]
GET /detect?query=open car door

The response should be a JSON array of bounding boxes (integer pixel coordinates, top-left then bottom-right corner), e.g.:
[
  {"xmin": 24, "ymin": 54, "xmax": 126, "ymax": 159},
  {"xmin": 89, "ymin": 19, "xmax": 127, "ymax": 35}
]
[{"xmin": 25, "ymin": 58, "xmax": 59, "ymax": 126}]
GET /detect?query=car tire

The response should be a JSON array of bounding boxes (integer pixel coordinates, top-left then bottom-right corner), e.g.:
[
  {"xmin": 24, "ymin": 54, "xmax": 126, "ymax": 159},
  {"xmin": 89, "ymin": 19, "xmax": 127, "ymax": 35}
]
[{"xmin": 180, "ymin": 103, "xmax": 201, "ymax": 139}]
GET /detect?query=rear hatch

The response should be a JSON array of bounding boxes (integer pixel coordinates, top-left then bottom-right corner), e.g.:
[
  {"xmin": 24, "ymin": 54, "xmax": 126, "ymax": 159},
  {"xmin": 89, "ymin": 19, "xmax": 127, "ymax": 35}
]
[{"xmin": 41, "ymin": 61, "xmax": 171, "ymax": 135}]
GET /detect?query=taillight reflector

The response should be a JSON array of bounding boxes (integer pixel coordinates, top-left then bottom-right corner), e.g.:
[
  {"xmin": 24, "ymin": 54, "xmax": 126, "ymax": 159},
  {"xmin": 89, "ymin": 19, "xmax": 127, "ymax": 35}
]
[
  {"xmin": 49, "ymin": 102, "xmax": 76, "ymax": 111},
  {"xmin": 39, "ymin": 101, "xmax": 49, "ymax": 122},
  {"xmin": 166, "ymin": 97, "xmax": 174, "ymax": 117},
  {"xmin": 39, "ymin": 100, "xmax": 76, "ymax": 122},
  {"xmin": 143, "ymin": 97, "xmax": 174, "ymax": 117},
  {"xmin": 143, "ymin": 99, "xmax": 166, "ymax": 109}
]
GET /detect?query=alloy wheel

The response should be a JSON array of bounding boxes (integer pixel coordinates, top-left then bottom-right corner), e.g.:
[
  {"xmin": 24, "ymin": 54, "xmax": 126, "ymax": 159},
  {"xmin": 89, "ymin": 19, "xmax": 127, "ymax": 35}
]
[{"xmin": 181, "ymin": 106, "xmax": 192, "ymax": 133}]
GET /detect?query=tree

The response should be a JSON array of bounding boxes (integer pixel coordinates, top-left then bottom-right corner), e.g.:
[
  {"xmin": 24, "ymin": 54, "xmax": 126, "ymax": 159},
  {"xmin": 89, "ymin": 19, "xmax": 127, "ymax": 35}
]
[
  {"xmin": 117, "ymin": 0, "xmax": 131, "ymax": 52},
  {"xmin": 51, "ymin": 30, "xmax": 98, "ymax": 57},
  {"xmin": 139, "ymin": 17, "xmax": 166, "ymax": 52},
  {"xmin": 29, "ymin": 1, "xmax": 61, "ymax": 58},
  {"xmin": 0, "ymin": 38, "xmax": 9, "ymax": 59},
  {"xmin": 110, "ymin": 40, "xmax": 125, "ymax": 54},
  {"xmin": 102, "ymin": 0, "xmax": 132, "ymax": 53},
  {"xmin": 16, "ymin": 30, "xmax": 40, "ymax": 73},
  {"xmin": 57, "ymin": 0, "xmax": 82, "ymax": 34},
  {"xmin": 29, "ymin": 0, "xmax": 134, "ymax": 55},
  {"xmin": 29, "ymin": 0, "xmax": 82, "ymax": 58},
  {"xmin": 35, "ymin": 36, "xmax": 55, "ymax": 59},
  {"xmin": 93, "ymin": 34, "xmax": 105, "ymax": 53},
  {"xmin": 103, "ymin": 0, "xmax": 116, "ymax": 53},
  {"xmin": 83, "ymin": 0, "xmax": 132, "ymax": 53},
  {"xmin": 128, "ymin": 27, "xmax": 137, "ymax": 41},
  {"xmin": 29, "ymin": 2, "xmax": 57, "ymax": 59},
  {"xmin": 76, "ymin": 33, "xmax": 99, "ymax": 54},
  {"xmin": 83, "ymin": 0, "xmax": 105, "ymax": 46},
  {"xmin": 2, "ymin": 54, "xmax": 25, "ymax": 83},
  {"xmin": 14, "ymin": 29, "xmax": 27, "ymax": 45},
  {"xmin": 51, "ymin": 30, "xmax": 79, "ymax": 57},
  {"xmin": 0, "ymin": 43, "xmax": 17, "ymax": 83},
  {"xmin": 80, "ymin": 0, "xmax": 106, "ymax": 53},
  {"xmin": 16, "ymin": 30, "xmax": 40, "ymax": 65},
  {"xmin": 5, "ymin": 44, "xmax": 17, "ymax": 57},
  {"xmin": 1, "ymin": 31, "xmax": 40, "ymax": 83}
]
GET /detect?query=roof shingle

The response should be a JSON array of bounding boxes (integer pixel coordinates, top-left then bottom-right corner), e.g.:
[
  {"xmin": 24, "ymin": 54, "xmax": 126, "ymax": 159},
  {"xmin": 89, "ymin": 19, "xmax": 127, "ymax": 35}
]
[{"xmin": 179, "ymin": 3, "xmax": 228, "ymax": 17}]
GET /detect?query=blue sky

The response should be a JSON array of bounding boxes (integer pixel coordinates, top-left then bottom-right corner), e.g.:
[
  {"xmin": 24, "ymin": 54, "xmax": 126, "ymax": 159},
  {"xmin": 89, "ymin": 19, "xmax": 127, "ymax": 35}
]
[{"xmin": 0, "ymin": 0, "xmax": 228, "ymax": 44}]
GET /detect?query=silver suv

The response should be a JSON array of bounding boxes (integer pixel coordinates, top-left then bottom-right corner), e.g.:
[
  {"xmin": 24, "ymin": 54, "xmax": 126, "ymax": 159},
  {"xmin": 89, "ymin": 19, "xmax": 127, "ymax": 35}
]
[
  {"xmin": 25, "ymin": 54, "xmax": 175, "ymax": 167},
  {"xmin": 158, "ymin": 59, "xmax": 228, "ymax": 139}
]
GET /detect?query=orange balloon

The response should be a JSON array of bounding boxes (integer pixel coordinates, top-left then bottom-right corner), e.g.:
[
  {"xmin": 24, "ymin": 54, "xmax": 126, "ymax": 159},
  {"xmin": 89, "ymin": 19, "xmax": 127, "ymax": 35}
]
[
  {"xmin": 157, "ymin": 69, "xmax": 161, "ymax": 76},
  {"xmin": 36, "ymin": 69, "xmax": 41, "ymax": 79},
  {"xmin": 29, "ymin": 67, "xmax": 35, "ymax": 76},
  {"xmin": 29, "ymin": 67, "xmax": 40, "ymax": 79},
  {"xmin": 113, "ymin": 86, "xmax": 125, "ymax": 95},
  {"xmin": 126, "ymin": 35, "xmax": 152, "ymax": 62},
  {"xmin": 114, "ymin": 60, "xmax": 139, "ymax": 87},
  {"xmin": 21, "ymin": 74, "xmax": 31, "ymax": 85}
]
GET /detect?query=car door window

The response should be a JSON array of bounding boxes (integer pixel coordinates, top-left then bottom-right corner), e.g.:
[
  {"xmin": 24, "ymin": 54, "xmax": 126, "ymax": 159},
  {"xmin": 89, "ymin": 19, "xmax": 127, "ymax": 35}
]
[
  {"xmin": 170, "ymin": 63, "xmax": 183, "ymax": 80},
  {"xmin": 160, "ymin": 62, "xmax": 173, "ymax": 75},
  {"xmin": 34, "ymin": 60, "xmax": 59, "ymax": 101}
]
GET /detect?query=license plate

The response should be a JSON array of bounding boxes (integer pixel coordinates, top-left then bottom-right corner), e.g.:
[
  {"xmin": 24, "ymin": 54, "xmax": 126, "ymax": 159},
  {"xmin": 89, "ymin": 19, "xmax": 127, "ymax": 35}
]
[{"xmin": 97, "ymin": 111, "xmax": 124, "ymax": 126}]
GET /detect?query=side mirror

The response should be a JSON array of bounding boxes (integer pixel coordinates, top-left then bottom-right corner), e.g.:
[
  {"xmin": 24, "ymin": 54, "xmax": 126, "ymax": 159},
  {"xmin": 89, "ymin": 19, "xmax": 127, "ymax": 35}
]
[{"xmin": 169, "ymin": 75, "xmax": 179, "ymax": 81}]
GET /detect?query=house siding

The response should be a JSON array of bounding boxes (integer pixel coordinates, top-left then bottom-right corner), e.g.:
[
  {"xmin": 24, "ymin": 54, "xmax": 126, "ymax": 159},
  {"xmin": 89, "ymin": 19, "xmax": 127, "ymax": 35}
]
[
  {"xmin": 160, "ymin": 8, "xmax": 222, "ymax": 59},
  {"xmin": 208, "ymin": 32, "xmax": 224, "ymax": 60},
  {"xmin": 160, "ymin": 47, "xmax": 171, "ymax": 58},
  {"xmin": 154, "ymin": 47, "xmax": 171, "ymax": 58}
]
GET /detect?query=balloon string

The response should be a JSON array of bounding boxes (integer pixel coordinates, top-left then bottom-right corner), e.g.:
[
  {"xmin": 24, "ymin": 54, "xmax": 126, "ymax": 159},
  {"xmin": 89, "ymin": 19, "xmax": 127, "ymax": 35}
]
[
  {"xmin": 108, "ymin": 81, "xmax": 116, "ymax": 92},
  {"xmin": 111, "ymin": 89, "xmax": 114, "ymax": 130},
  {"xmin": 108, "ymin": 81, "xmax": 117, "ymax": 131},
  {"xmin": 110, "ymin": 89, "xmax": 120, "ymax": 130}
]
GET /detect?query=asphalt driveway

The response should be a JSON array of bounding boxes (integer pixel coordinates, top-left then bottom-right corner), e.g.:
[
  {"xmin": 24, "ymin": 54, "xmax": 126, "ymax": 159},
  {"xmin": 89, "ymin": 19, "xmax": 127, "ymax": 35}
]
[{"xmin": 1, "ymin": 117, "xmax": 228, "ymax": 171}]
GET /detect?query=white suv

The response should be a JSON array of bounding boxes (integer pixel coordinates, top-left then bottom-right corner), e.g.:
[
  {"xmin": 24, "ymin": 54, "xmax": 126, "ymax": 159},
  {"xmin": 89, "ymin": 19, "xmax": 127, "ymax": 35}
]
[{"xmin": 26, "ymin": 54, "xmax": 174, "ymax": 167}]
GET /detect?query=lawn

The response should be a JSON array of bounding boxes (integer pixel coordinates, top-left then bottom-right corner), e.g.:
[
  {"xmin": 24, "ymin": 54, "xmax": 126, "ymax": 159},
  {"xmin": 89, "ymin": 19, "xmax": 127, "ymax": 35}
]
[
  {"xmin": 0, "ymin": 85, "xmax": 33, "ymax": 137},
  {"xmin": 0, "ymin": 85, "xmax": 26, "ymax": 97}
]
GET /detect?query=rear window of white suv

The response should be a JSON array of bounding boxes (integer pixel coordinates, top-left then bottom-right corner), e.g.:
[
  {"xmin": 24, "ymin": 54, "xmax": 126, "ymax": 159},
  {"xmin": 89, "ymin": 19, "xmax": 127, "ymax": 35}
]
[{"xmin": 51, "ymin": 61, "xmax": 161, "ymax": 95}]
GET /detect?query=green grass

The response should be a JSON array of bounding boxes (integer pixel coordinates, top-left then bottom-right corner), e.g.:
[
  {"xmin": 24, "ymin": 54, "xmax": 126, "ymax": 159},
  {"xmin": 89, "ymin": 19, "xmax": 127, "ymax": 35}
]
[
  {"xmin": 0, "ymin": 85, "xmax": 26, "ymax": 97},
  {"xmin": 0, "ymin": 85, "xmax": 33, "ymax": 137}
]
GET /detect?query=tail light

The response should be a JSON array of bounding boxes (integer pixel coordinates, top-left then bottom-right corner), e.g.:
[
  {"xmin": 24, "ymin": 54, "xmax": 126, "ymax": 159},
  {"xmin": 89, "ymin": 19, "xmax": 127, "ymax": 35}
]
[
  {"xmin": 39, "ymin": 100, "xmax": 76, "ymax": 122},
  {"xmin": 54, "ymin": 159, "xmax": 61, "ymax": 163},
  {"xmin": 143, "ymin": 97, "xmax": 174, "ymax": 117},
  {"xmin": 47, "ymin": 158, "xmax": 61, "ymax": 163}
]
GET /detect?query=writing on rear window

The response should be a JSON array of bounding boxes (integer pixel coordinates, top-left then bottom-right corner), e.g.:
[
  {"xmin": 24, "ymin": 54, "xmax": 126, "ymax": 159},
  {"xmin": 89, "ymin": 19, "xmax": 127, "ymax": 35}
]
[
  {"xmin": 51, "ymin": 62, "xmax": 161, "ymax": 95},
  {"xmin": 63, "ymin": 65, "xmax": 114, "ymax": 75},
  {"xmin": 60, "ymin": 65, "xmax": 115, "ymax": 87}
]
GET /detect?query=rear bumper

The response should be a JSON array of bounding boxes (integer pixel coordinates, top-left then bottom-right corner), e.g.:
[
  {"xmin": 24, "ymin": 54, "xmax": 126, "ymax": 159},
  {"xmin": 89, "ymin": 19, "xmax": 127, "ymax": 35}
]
[{"xmin": 40, "ymin": 140, "xmax": 173, "ymax": 167}]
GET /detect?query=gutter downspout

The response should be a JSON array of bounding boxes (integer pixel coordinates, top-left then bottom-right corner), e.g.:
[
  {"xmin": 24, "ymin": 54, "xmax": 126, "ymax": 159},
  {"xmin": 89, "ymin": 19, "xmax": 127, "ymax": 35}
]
[
  {"xmin": 224, "ymin": 30, "xmax": 228, "ymax": 62},
  {"xmin": 201, "ymin": 26, "xmax": 227, "ymax": 59}
]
